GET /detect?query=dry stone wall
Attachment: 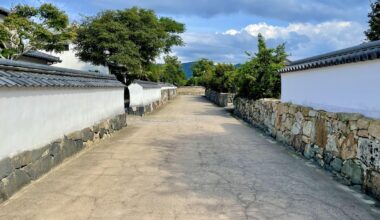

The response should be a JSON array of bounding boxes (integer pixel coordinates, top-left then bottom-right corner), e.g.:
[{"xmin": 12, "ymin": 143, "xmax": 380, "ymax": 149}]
[
  {"xmin": 205, "ymin": 90, "xmax": 235, "ymax": 107},
  {"xmin": 0, "ymin": 113, "xmax": 127, "ymax": 203},
  {"xmin": 234, "ymin": 98, "xmax": 380, "ymax": 200}
]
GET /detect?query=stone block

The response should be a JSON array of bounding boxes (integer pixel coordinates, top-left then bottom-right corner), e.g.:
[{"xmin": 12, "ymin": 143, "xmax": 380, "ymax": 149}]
[
  {"xmin": 49, "ymin": 142, "xmax": 63, "ymax": 165},
  {"xmin": 327, "ymin": 112, "xmax": 338, "ymax": 119},
  {"xmin": 326, "ymin": 135, "xmax": 339, "ymax": 154},
  {"xmin": 342, "ymin": 160, "xmax": 363, "ymax": 185},
  {"xmin": 289, "ymin": 105, "xmax": 297, "ymax": 114},
  {"xmin": 0, "ymin": 169, "xmax": 31, "ymax": 200},
  {"xmin": 0, "ymin": 158, "xmax": 13, "ymax": 179},
  {"xmin": 358, "ymin": 130, "xmax": 369, "ymax": 138},
  {"xmin": 61, "ymin": 138, "xmax": 83, "ymax": 159},
  {"xmin": 67, "ymin": 128, "xmax": 94, "ymax": 142},
  {"xmin": 369, "ymin": 121, "xmax": 380, "ymax": 139},
  {"xmin": 357, "ymin": 138, "xmax": 380, "ymax": 170},
  {"xmin": 331, "ymin": 158, "xmax": 343, "ymax": 172},
  {"xmin": 340, "ymin": 133, "xmax": 357, "ymax": 160},
  {"xmin": 309, "ymin": 110, "xmax": 318, "ymax": 117},
  {"xmin": 30, "ymin": 145, "xmax": 50, "ymax": 162},
  {"xmin": 364, "ymin": 171, "xmax": 380, "ymax": 200},
  {"xmin": 291, "ymin": 122, "xmax": 302, "ymax": 135},
  {"xmin": 349, "ymin": 121, "xmax": 358, "ymax": 131},
  {"xmin": 91, "ymin": 124, "xmax": 100, "ymax": 133},
  {"xmin": 10, "ymin": 150, "xmax": 33, "ymax": 169},
  {"xmin": 302, "ymin": 121, "xmax": 314, "ymax": 138},
  {"xmin": 304, "ymin": 144, "xmax": 314, "ymax": 159},
  {"xmin": 323, "ymin": 151, "xmax": 334, "ymax": 164},
  {"xmin": 301, "ymin": 107, "xmax": 311, "ymax": 117},
  {"xmin": 357, "ymin": 118, "xmax": 371, "ymax": 130},
  {"xmin": 293, "ymin": 135, "xmax": 304, "ymax": 152},
  {"xmin": 24, "ymin": 156, "xmax": 54, "ymax": 180},
  {"xmin": 337, "ymin": 121, "xmax": 348, "ymax": 133},
  {"xmin": 81, "ymin": 128, "xmax": 94, "ymax": 142},
  {"xmin": 337, "ymin": 113, "xmax": 363, "ymax": 122}
]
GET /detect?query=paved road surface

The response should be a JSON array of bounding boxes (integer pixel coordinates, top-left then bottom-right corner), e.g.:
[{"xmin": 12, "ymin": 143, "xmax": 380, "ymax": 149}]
[{"xmin": 1, "ymin": 96, "xmax": 380, "ymax": 219}]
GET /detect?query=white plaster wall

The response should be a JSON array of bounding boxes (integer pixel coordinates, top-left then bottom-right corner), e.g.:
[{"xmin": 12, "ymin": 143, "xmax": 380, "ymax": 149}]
[
  {"xmin": 0, "ymin": 87, "xmax": 124, "ymax": 160},
  {"xmin": 142, "ymin": 88, "xmax": 161, "ymax": 106},
  {"xmin": 281, "ymin": 60, "xmax": 380, "ymax": 118},
  {"xmin": 128, "ymin": 83, "xmax": 144, "ymax": 107},
  {"xmin": 50, "ymin": 45, "xmax": 110, "ymax": 74},
  {"xmin": 128, "ymin": 83, "xmax": 162, "ymax": 107}
]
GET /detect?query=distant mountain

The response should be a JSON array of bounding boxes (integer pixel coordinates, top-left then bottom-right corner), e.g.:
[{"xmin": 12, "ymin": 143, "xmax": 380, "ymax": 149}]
[{"xmin": 181, "ymin": 62, "xmax": 196, "ymax": 79}]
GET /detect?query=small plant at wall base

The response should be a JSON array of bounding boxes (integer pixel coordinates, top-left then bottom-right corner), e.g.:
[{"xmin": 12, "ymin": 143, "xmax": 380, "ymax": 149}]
[
  {"xmin": 237, "ymin": 34, "xmax": 287, "ymax": 100},
  {"xmin": 74, "ymin": 7, "xmax": 185, "ymax": 85},
  {"xmin": 365, "ymin": 0, "xmax": 380, "ymax": 41},
  {"xmin": 0, "ymin": 4, "xmax": 75, "ymax": 60}
]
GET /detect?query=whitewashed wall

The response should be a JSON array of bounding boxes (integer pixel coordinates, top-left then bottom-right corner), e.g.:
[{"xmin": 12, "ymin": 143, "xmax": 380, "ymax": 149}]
[
  {"xmin": 143, "ymin": 88, "xmax": 161, "ymax": 106},
  {"xmin": 128, "ymin": 83, "xmax": 144, "ymax": 107},
  {"xmin": 128, "ymin": 83, "xmax": 162, "ymax": 107},
  {"xmin": 281, "ymin": 60, "xmax": 380, "ymax": 118},
  {"xmin": 51, "ymin": 45, "xmax": 110, "ymax": 74},
  {"xmin": 0, "ymin": 87, "xmax": 124, "ymax": 160}
]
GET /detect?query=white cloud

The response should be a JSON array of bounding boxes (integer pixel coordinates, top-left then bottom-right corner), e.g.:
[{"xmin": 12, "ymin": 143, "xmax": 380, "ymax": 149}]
[{"xmin": 178, "ymin": 21, "xmax": 366, "ymax": 62}]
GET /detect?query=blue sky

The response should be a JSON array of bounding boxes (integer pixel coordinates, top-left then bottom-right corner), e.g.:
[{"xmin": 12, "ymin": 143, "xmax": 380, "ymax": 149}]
[{"xmin": 2, "ymin": 0, "xmax": 373, "ymax": 64}]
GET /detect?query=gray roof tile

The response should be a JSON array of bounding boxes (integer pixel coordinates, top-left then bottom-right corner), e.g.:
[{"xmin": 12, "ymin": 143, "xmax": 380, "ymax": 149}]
[
  {"xmin": 280, "ymin": 40, "xmax": 380, "ymax": 73},
  {"xmin": 0, "ymin": 59, "xmax": 124, "ymax": 88},
  {"xmin": 23, "ymin": 51, "xmax": 62, "ymax": 63}
]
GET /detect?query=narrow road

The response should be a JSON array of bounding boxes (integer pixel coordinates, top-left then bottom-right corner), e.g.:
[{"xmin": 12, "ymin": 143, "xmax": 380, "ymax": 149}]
[{"xmin": 1, "ymin": 96, "xmax": 379, "ymax": 219}]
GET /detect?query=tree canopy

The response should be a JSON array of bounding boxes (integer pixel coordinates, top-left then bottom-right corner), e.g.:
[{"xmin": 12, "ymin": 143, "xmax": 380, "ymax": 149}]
[
  {"xmin": 237, "ymin": 34, "xmax": 287, "ymax": 100},
  {"xmin": 0, "ymin": 4, "xmax": 75, "ymax": 60},
  {"xmin": 365, "ymin": 0, "xmax": 380, "ymax": 41},
  {"xmin": 74, "ymin": 7, "xmax": 185, "ymax": 83},
  {"xmin": 161, "ymin": 55, "xmax": 187, "ymax": 86},
  {"xmin": 188, "ymin": 58, "xmax": 215, "ymax": 87}
]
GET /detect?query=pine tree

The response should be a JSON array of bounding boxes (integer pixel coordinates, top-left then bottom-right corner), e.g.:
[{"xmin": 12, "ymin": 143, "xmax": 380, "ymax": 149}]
[{"xmin": 365, "ymin": 0, "xmax": 380, "ymax": 41}]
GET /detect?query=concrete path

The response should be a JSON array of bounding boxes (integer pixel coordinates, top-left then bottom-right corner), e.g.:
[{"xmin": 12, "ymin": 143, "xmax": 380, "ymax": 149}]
[{"xmin": 1, "ymin": 96, "xmax": 380, "ymax": 220}]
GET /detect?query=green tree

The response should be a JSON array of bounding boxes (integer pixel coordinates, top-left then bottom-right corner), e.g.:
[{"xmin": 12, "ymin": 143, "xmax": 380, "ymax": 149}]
[
  {"xmin": 210, "ymin": 63, "xmax": 236, "ymax": 92},
  {"xmin": 238, "ymin": 34, "xmax": 287, "ymax": 100},
  {"xmin": 190, "ymin": 58, "xmax": 215, "ymax": 87},
  {"xmin": 0, "ymin": 4, "xmax": 75, "ymax": 59},
  {"xmin": 74, "ymin": 7, "xmax": 185, "ymax": 84},
  {"xmin": 161, "ymin": 55, "xmax": 187, "ymax": 86},
  {"xmin": 365, "ymin": 0, "xmax": 380, "ymax": 41},
  {"xmin": 146, "ymin": 64, "xmax": 164, "ymax": 82}
]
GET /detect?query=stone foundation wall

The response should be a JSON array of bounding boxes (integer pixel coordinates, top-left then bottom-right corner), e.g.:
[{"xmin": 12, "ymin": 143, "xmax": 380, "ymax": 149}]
[
  {"xmin": 205, "ymin": 90, "xmax": 235, "ymax": 107},
  {"xmin": 128, "ymin": 88, "xmax": 177, "ymax": 116},
  {"xmin": 178, "ymin": 86, "xmax": 205, "ymax": 96},
  {"xmin": 161, "ymin": 88, "xmax": 177, "ymax": 105},
  {"xmin": 0, "ymin": 113, "xmax": 127, "ymax": 203},
  {"xmin": 234, "ymin": 98, "xmax": 380, "ymax": 200}
]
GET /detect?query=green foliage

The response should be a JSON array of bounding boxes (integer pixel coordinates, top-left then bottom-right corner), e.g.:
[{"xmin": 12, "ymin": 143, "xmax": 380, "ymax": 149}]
[
  {"xmin": 161, "ymin": 55, "xmax": 187, "ymax": 86},
  {"xmin": 365, "ymin": 0, "xmax": 380, "ymax": 41},
  {"xmin": 0, "ymin": 3, "xmax": 75, "ymax": 59},
  {"xmin": 237, "ymin": 34, "xmax": 287, "ymax": 100},
  {"xmin": 74, "ymin": 7, "xmax": 185, "ymax": 82},
  {"xmin": 188, "ymin": 58, "xmax": 215, "ymax": 87},
  {"xmin": 145, "ymin": 56, "xmax": 187, "ymax": 86},
  {"xmin": 209, "ymin": 63, "xmax": 237, "ymax": 93},
  {"xmin": 187, "ymin": 59, "xmax": 238, "ymax": 93}
]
